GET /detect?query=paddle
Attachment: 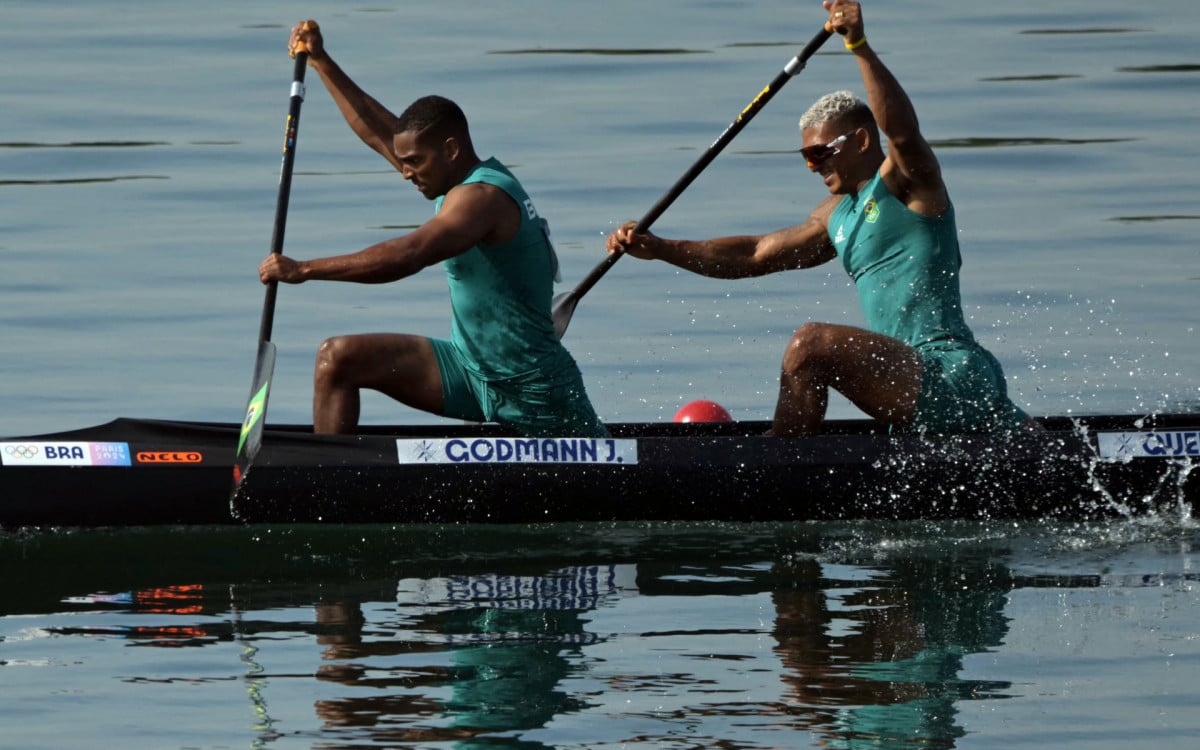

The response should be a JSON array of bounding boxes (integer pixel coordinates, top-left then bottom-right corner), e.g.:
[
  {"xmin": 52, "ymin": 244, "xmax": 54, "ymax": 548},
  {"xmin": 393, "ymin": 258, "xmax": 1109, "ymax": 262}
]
[
  {"xmin": 551, "ymin": 25, "xmax": 835, "ymax": 338},
  {"xmin": 232, "ymin": 42, "xmax": 311, "ymax": 496}
]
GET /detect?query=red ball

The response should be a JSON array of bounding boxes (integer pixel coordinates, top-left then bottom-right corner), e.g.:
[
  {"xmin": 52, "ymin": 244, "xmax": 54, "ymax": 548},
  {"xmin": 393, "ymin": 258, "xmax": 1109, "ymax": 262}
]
[{"xmin": 673, "ymin": 399, "xmax": 733, "ymax": 423}]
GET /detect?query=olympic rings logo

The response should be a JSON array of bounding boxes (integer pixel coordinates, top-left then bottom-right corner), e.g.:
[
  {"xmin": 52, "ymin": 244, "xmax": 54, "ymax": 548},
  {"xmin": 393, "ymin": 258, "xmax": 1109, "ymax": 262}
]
[{"xmin": 4, "ymin": 444, "xmax": 41, "ymax": 459}]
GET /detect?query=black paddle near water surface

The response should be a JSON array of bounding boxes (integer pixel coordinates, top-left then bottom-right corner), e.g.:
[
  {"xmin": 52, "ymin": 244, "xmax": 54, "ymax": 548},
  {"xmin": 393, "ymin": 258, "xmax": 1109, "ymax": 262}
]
[
  {"xmin": 232, "ymin": 44, "xmax": 311, "ymax": 499},
  {"xmin": 551, "ymin": 25, "xmax": 835, "ymax": 338}
]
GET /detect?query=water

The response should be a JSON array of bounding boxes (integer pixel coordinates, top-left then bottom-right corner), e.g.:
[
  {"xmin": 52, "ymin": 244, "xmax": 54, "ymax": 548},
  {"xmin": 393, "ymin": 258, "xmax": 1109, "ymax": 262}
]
[
  {"xmin": 3, "ymin": 521, "xmax": 1199, "ymax": 749},
  {"xmin": 2, "ymin": 0, "xmax": 1197, "ymax": 435},
  {"xmin": 2, "ymin": 1, "xmax": 1200, "ymax": 747}
]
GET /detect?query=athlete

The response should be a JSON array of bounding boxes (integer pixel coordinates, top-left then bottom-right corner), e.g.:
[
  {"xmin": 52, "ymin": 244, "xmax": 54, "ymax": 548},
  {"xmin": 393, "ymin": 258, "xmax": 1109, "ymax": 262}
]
[
  {"xmin": 606, "ymin": 1, "xmax": 1031, "ymax": 436},
  {"xmin": 260, "ymin": 21, "xmax": 606, "ymax": 437}
]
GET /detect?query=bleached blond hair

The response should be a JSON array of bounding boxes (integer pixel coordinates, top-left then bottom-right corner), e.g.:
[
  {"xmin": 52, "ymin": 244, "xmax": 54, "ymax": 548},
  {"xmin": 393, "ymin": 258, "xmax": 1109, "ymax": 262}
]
[{"xmin": 798, "ymin": 90, "xmax": 872, "ymax": 132}]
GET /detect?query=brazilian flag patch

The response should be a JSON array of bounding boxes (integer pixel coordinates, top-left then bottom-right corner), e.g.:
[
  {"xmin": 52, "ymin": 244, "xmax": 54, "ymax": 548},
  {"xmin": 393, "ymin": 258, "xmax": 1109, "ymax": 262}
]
[{"xmin": 863, "ymin": 198, "xmax": 879, "ymax": 223}]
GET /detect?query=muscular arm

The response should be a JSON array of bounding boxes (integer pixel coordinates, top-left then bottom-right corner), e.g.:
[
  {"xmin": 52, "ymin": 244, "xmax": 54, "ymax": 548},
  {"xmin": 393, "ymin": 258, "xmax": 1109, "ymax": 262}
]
[
  {"xmin": 608, "ymin": 196, "xmax": 839, "ymax": 279},
  {"xmin": 290, "ymin": 21, "xmax": 403, "ymax": 170},
  {"xmin": 309, "ymin": 56, "xmax": 403, "ymax": 170},
  {"xmin": 827, "ymin": 1, "xmax": 947, "ymax": 215},
  {"xmin": 260, "ymin": 183, "xmax": 518, "ymax": 284}
]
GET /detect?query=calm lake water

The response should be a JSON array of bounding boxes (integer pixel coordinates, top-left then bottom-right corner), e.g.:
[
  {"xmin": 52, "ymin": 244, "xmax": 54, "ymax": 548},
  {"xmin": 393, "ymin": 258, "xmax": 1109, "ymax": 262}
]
[
  {"xmin": 3, "ymin": 521, "xmax": 1199, "ymax": 749},
  {"xmin": 2, "ymin": 1, "xmax": 1199, "ymax": 748}
]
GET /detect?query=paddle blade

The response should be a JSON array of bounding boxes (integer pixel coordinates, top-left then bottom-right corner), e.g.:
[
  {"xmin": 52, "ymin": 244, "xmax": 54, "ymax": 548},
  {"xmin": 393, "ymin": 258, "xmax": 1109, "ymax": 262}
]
[
  {"xmin": 552, "ymin": 289, "xmax": 579, "ymax": 338},
  {"xmin": 232, "ymin": 340, "xmax": 276, "ymax": 494}
]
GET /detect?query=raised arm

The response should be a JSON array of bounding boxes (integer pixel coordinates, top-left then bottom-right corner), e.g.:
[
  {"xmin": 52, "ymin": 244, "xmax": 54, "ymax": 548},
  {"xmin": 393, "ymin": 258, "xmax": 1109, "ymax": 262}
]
[
  {"xmin": 824, "ymin": 1, "xmax": 946, "ymax": 214},
  {"xmin": 289, "ymin": 21, "xmax": 404, "ymax": 171},
  {"xmin": 606, "ymin": 196, "xmax": 840, "ymax": 279}
]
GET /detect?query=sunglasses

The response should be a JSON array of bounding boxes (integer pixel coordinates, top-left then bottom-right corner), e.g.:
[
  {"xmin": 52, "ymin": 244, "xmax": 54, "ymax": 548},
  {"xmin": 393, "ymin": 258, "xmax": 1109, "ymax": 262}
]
[{"xmin": 800, "ymin": 131, "xmax": 854, "ymax": 169}]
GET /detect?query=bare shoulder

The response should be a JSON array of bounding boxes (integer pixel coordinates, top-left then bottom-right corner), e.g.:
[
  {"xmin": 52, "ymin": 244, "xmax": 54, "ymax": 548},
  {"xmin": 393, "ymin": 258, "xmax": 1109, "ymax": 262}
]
[
  {"xmin": 438, "ymin": 181, "xmax": 521, "ymax": 245},
  {"xmin": 443, "ymin": 180, "xmax": 502, "ymax": 204}
]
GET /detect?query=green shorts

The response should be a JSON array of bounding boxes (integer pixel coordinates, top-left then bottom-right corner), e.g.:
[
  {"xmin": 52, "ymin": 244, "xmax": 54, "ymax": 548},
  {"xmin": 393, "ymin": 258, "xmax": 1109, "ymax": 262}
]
[
  {"xmin": 430, "ymin": 338, "xmax": 608, "ymax": 438},
  {"xmin": 912, "ymin": 343, "xmax": 1028, "ymax": 433}
]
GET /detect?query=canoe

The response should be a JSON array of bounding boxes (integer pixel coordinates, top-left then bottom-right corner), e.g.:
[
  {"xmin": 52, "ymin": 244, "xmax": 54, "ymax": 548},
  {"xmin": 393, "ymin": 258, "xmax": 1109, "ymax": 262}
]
[{"xmin": 2, "ymin": 412, "xmax": 1197, "ymax": 528}]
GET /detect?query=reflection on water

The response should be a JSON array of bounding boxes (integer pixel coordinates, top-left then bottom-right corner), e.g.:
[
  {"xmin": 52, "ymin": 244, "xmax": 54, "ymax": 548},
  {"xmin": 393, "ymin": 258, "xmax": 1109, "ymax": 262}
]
[
  {"xmin": 4, "ymin": 521, "xmax": 1197, "ymax": 748},
  {"xmin": 1018, "ymin": 27, "xmax": 1148, "ymax": 35},
  {"xmin": 1117, "ymin": 64, "xmax": 1200, "ymax": 73},
  {"xmin": 979, "ymin": 74, "xmax": 1084, "ymax": 82},
  {"xmin": 1109, "ymin": 214, "xmax": 1200, "ymax": 223},
  {"xmin": 766, "ymin": 556, "xmax": 1010, "ymax": 748},
  {"xmin": 0, "ymin": 175, "xmax": 167, "ymax": 186},
  {"xmin": 0, "ymin": 141, "xmax": 169, "ymax": 148},
  {"xmin": 489, "ymin": 48, "xmax": 708, "ymax": 56},
  {"xmin": 313, "ymin": 572, "xmax": 601, "ymax": 748},
  {"xmin": 0, "ymin": 141, "xmax": 173, "ymax": 186},
  {"xmin": 929, "ymin": 136, "xmax": 1134, "ymax": 148}
]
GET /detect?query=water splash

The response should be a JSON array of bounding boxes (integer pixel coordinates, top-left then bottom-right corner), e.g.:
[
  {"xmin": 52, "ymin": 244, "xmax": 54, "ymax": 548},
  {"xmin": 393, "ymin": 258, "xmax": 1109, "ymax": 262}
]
[{"xmin": 1072, "ymin": 416, "xmax": 1199, "ymax": 525}]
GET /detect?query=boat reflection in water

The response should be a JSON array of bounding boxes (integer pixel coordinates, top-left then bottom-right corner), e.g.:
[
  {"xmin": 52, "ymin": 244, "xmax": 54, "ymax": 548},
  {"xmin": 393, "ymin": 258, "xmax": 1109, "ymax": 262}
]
[
  {"xmin": 266, "ymin": 541, "xmax": 1014, "ymax": 747},
  {"xmin": 311, "ymin": 571, "xmax": 599, "ymax": 747},
  {"xmin": 768, "ymin": 556, "xmax": 1009, "ymax": 747},
  {"xmin": 7, "ymin": 521, "xmax": 1196, "ymax": 749}
]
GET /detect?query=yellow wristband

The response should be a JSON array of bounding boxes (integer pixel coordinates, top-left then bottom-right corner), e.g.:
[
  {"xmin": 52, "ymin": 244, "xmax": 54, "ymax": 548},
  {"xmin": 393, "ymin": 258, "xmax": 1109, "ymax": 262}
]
[{"xmin": 845, "ymin": 35, "xmax": 867, "ymax": 51}]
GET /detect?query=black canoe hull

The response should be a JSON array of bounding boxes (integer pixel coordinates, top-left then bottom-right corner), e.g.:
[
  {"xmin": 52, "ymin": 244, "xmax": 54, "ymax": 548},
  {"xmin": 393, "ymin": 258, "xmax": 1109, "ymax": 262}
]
[{"xmin": 2, "ymin": 414, "xmax": 1198, "ymax": 527}]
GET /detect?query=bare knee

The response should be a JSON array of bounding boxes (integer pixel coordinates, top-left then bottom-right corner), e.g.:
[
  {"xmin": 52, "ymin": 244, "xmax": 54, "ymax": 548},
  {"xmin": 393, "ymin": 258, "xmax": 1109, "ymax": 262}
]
[
  {"xmin": 315, "ymin": 336, "xmax": 354, "ymax": 387},
  {"xmin": 782, "ymin": 322, "xmax": 839, "ymax": 375}
]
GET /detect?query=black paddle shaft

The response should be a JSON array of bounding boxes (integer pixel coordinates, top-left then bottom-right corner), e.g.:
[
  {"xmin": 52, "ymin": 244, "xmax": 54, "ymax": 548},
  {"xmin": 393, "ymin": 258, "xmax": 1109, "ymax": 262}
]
[
  {"xmin": 232, "ymin": 50, "xmax": 310, "ymax": 498},
  {"xmin": 553, "ymin": 27, "xmax": 834, "ymax": 336},
  {"xmin": 258, "ymin": 51, "xmax": 309, "ymax": 344}
]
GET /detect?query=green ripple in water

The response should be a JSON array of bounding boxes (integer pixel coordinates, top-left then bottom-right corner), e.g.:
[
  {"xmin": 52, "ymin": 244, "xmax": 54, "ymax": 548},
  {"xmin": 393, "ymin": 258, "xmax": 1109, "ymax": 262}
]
[
  {"xmin": 980, "ymin": 74, "xmax": 1084, "ymax": 82},
  {"xmin": 488, "ymin": 47, "xmax": 708, "ymax": 56},
  {"xmin": 0, "ymin": 140, "xmax": 167, "ymax": 149},
  {"xmin": 0, "ymin": 175, "xmax": 168, "ymax": 186},
  {"xmin": 929, "ymin": 136, "xmax": 1134, "ymax": 148},
  {"xmin": 1019, "ymin": 27, "xmax": 1148, "ymax": 35},
  {"xmin": 1118, "ymin": 64, "xmax": 1200, "ymax": 73},
  {"xmin": 1109, "ymin": 214, "xmax": 1200, "ymax": 222}
]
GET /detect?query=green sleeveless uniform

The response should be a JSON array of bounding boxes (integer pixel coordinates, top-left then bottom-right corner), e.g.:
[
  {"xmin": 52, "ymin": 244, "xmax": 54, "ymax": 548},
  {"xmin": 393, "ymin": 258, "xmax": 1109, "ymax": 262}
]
[
  {"xmin": 430, "ymin": 158, "xmax": 606, "ymax": 437},
  {"xmin": 827, "ymin": 171, "xmax": 1027, "ymax": 431}
]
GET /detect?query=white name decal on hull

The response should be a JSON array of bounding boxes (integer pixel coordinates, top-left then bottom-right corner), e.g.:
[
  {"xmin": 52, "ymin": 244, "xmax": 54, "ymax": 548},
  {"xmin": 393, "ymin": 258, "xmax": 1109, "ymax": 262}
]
[
  {"xmin": 396, "ymin": 437, "xmax": 638, "ymax": 465},
  {"xmin": 1096, "ymin": 430, "xmax": 1200, "ymax": 459},
  {"xmin": 0, "ymin": 441, "xmax": 132, "ymax": 466}
]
